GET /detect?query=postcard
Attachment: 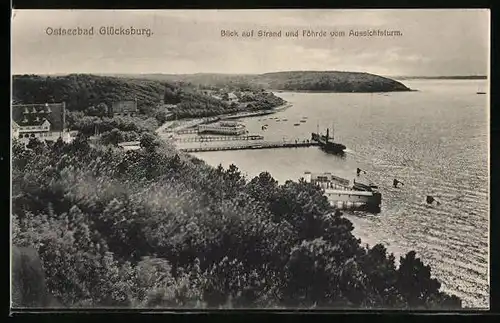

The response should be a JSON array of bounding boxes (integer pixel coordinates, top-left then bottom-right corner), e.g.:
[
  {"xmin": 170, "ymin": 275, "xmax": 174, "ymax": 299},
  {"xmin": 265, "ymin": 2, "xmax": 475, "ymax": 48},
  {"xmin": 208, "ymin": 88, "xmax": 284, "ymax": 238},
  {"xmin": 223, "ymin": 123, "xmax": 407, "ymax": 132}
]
[{"xmin": 11, "ymin": 9, "xmax": 490, "ymax": 311}]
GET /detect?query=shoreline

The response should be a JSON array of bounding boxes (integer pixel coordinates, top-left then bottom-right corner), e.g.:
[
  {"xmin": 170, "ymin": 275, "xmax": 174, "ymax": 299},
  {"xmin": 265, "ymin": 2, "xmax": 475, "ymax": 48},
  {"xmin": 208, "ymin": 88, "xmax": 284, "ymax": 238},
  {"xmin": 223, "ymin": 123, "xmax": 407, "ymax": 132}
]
[
  {"xmin": 271, "ymin": 89, "xmax": 413, "ymax": 94},
  {"xmin": 219, "ymin": 103, "xmax": 292, "ymax": 120},
  {"xmin": 156, "ymin": 102, "xmax": 292, "ymax": 134}
]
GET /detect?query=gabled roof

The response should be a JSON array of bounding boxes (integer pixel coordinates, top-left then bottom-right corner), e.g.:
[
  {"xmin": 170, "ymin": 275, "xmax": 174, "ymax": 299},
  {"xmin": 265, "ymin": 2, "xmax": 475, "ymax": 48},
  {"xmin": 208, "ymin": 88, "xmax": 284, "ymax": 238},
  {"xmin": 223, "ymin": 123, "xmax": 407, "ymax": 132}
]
[
  {"xmin": 17, "ymin": 117, "xmax": 51, "ymax": 127},
  {"xmin": 12, "ymin": 103, "xmax": 65, "ymax": 131}
]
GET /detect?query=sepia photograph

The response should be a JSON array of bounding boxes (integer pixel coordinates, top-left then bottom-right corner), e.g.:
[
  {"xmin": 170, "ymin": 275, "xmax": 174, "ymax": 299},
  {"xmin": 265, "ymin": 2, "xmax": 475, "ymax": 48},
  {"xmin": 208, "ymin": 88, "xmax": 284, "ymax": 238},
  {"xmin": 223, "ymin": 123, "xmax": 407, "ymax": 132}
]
[{"xmin": 11, "ymin": 9, "xmax": 489, "ymax": 310}]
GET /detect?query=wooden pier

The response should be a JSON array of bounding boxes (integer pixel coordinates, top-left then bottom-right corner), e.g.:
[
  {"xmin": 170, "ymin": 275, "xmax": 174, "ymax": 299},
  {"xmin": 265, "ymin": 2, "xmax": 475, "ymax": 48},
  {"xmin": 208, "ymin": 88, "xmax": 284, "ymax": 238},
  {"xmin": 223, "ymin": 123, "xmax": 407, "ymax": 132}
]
[
  {"xmin": 179, "ymin": 141, "xmax": 319, "ymax": 152},
  {"xmin": 175, "ymin": 135, "xmax": 264, "ymax": 143}
]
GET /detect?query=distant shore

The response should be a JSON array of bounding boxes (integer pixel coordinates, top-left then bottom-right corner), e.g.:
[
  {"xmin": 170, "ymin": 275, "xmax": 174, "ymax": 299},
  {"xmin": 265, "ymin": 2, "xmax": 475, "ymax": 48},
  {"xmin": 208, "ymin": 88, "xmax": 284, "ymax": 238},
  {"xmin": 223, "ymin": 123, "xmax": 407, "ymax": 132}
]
[
  {"xmin": 393, "ymin": 76, "xmax": 487, "ymax": 80},
  {"xmin": 273, "ymin": 89, "xmax": 414, "ymax": 93},
  {"xmin": 219, "ymin": 103, "xmax": 292, "ymax": 120}
]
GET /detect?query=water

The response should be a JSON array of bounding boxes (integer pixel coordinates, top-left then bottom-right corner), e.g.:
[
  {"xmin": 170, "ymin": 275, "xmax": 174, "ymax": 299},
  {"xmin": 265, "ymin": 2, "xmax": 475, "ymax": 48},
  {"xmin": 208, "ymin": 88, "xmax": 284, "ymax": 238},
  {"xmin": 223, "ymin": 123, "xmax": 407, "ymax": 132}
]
[{"xmin": 192, "ymin": 80, "xmax": 489, "ymax": 308}]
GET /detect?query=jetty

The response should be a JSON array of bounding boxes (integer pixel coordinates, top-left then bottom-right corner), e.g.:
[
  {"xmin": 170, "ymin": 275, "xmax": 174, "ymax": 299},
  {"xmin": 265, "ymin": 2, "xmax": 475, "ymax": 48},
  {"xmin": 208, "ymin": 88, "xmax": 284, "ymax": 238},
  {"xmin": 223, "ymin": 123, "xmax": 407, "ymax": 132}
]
[
  {"xmin": 304, "ymin": 171, "xmax": 381, "ymax": 213},
  {"xmin": 179, "ymin": 141, "xmax": 318, "ymax": 153},
  {"xmin": 174, "ymin": 135, "xmax": 264, "ymax": 143},
  {"xmin": 169, "ymin": 128, "xmax": 200, "ymax": 135}
]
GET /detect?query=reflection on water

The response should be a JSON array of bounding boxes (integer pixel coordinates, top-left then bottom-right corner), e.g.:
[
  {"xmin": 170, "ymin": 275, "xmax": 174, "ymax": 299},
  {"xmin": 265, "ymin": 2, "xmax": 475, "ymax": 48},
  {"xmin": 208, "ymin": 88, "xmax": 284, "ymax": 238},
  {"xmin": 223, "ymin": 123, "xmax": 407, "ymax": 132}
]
[{"xmin": 192, "ymin": 79, "xmax": 489, "ymax": 308}]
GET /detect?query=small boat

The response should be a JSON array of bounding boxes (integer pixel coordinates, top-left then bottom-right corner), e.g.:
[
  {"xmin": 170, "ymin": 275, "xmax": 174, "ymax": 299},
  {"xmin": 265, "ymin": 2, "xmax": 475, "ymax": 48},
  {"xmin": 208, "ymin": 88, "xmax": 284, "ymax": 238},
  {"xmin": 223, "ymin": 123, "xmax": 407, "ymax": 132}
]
[
  {"xmin": 300, "ymin": 120, "xmax": 307, "ymax": 123},
  {"xmin": 477, "ymin": 91, "xmax": 486, "ymax": 95},
  {"xmin": 282, "ymin": 119, "xmax": 288, "ymax": 121},
  {"xmin": 302, "ymin": 116, "xmax": 308, "ymax": 119},
  {"xmin": 294, "ymin": 123, "xmax": 300, "ymax": 126},
  {"xmin": 426, "ymin": 195, "xmax": 441, "ymax": 205}
]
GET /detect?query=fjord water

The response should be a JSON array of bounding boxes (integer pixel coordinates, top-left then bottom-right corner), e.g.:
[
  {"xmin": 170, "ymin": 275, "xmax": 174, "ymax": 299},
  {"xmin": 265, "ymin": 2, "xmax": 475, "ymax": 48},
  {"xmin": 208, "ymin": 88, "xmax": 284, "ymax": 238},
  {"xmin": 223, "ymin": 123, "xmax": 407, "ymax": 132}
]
[{"xmin": 193, "ymin": 80, "xmax": 489, "ymax": 308}]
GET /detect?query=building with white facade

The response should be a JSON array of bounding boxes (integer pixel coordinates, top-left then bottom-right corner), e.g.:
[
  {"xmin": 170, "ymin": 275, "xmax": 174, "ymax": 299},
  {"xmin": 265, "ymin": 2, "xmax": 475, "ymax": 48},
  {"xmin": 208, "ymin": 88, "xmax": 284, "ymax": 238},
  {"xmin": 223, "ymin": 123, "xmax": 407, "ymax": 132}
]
[
  {"xmin": 12, "ymin": 102, "xmax": 73, "ymax": 144},
  {"xmin": 198, "ymin": 121, "xmax": 247, "ymax": 135}
]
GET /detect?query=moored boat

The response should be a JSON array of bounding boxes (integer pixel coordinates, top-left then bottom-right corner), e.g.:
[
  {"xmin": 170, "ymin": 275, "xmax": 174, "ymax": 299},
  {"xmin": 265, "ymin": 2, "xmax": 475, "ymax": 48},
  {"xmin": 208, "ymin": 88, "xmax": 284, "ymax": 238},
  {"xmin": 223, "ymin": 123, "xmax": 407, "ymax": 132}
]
[
  {"xmin": 303, "ymin": 171, "xmax": 381, "ymax": 213},
  {"xmin": 311, "ymin": 128, "xmax": 346, "ymax": 154}
]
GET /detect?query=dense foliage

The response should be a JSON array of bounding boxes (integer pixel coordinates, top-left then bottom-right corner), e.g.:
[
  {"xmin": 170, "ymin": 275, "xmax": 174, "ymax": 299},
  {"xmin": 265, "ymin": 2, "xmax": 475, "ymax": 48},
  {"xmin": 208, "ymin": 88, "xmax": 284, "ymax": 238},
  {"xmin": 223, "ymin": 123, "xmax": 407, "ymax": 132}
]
[
  {"xmin": 12, "ymin": 135, "xmax": 461, "ymax": 309},
  {"xmin": 12, "ymin": 74, "xmax": 285, "ymax": 119},
  {"xmin": 260, "ymin": 71, "xmax": 411, "ymax": 92},
  {"xmin": 12, "ymin": 74, "xmax": 165, "ymax": 114},
  {"xmin": 103, "ymin": 71, "xmax": 411, "ymax": 93}
]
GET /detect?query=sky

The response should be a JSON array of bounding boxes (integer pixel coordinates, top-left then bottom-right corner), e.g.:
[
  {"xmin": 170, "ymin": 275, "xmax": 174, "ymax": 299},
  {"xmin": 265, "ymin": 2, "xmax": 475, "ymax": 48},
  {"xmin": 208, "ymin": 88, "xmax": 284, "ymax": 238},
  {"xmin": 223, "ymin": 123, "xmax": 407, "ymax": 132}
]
[{"xmin": 11, "ymin": 9, "xmax": 490, "ymax": 76}]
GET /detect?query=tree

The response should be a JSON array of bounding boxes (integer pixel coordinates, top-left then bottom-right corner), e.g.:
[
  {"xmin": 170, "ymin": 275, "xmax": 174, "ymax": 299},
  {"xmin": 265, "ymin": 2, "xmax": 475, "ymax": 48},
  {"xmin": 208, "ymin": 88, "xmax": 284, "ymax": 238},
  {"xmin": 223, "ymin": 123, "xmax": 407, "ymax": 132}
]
[
  {"xmin": 246, "ymin": 172, "xmax": 278, "ymax": 203},
  {"xmin": 358, "ymin": 244, "xmax": 403, "ymax": 308},
  {"xmin": 139, "ymin": 132, "xmax": 160, "ymax": 152},
  {"xmin": 396, "ymin": 251, "xmax": 443, "ymax": 308},
  {"xmin": 26, "ymin": 137, "xmax": 45, "ymax": 152},
  {"xmin": 155, "ymin": 110, "xmax": 169, "ymax": 124},
  {"xmin": 66, "ymin": 133, "xmax": 91, "ymax": 155},
  {"xmin": 97, "ymin": 102, "xmax": 109, "ymax": 117},
  {"xmin": 12, "ymin": 246, "xmax": 56, "ymax": 307},
  {"xmin": 101, "ymin": 128, "xmax": 124, "ymax": 146},
  {"xmin": 11, "ymin": 81, "xmax": 464, "ymax": 309}
]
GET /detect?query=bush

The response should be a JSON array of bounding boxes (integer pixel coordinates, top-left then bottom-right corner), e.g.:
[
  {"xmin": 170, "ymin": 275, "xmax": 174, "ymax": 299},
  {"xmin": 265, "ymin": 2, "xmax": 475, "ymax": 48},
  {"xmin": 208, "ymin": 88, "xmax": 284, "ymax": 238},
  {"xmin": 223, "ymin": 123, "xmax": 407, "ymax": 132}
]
[{"xmin": 11, "ymin": 130, "xmax": 462, "ymax": 309}]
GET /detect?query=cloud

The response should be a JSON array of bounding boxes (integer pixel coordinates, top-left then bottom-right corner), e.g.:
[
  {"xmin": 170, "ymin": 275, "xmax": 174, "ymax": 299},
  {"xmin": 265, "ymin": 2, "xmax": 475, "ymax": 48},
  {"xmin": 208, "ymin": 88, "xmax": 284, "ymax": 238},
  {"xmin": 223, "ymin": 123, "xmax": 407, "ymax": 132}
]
[{"xmin": 11, "ymin": 9, "xmax": 489, "ymax": 76}]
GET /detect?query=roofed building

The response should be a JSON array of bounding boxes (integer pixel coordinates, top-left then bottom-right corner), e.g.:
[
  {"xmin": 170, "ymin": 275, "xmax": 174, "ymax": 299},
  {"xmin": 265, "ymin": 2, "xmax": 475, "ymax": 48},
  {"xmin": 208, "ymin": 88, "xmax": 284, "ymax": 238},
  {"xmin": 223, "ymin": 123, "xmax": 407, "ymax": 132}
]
[
  {"xmin": 198, "ymin": 121, "xmax": 247, "ymax": 135},
  {"xmin": 111, "ymin": 100, "xmax": 138, "ymax": 116},
  {"xmin": 12, "ymin": 102, "xmax": 72, "ymax": 143},
  {"xmin": 228, "ymin": 92, "xmax": 238, "ymax": 102}
]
